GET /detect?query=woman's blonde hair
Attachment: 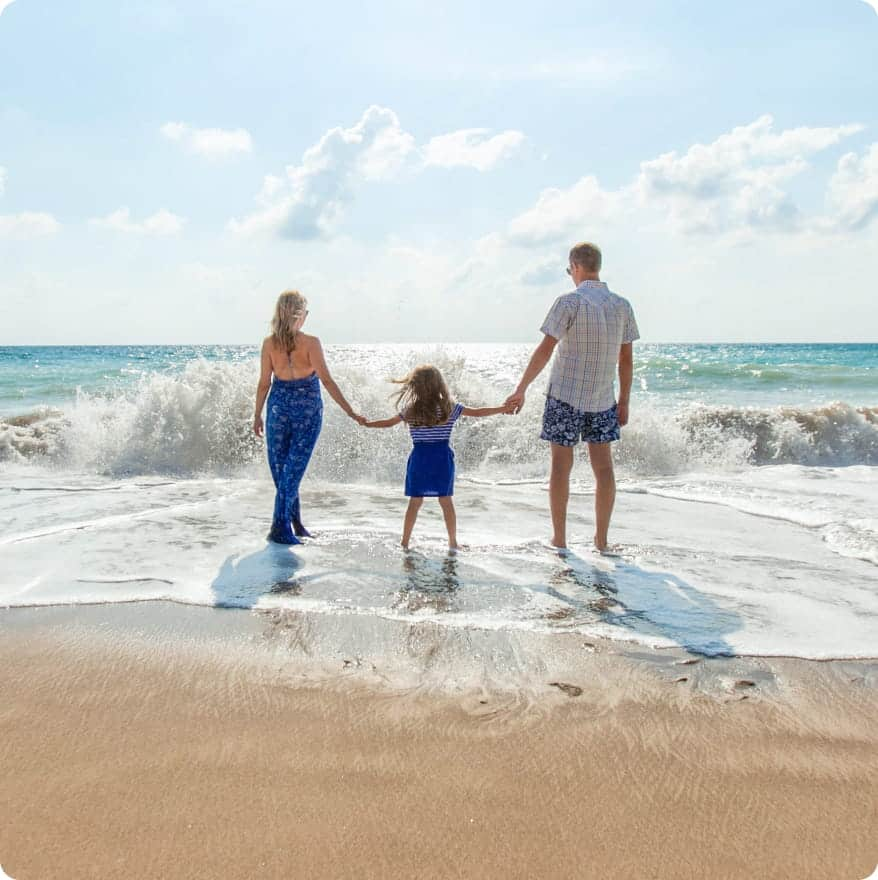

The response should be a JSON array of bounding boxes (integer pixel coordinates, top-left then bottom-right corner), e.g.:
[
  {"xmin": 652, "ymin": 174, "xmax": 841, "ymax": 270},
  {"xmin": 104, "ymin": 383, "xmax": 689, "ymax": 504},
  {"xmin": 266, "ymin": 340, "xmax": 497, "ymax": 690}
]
[
  {"xmin": 271, "ymin": 290, "xmax": 308, "ymax": 358},
  {"xmin": 392, "ymin": 365, "xmax": 453, "ymax": 427}
]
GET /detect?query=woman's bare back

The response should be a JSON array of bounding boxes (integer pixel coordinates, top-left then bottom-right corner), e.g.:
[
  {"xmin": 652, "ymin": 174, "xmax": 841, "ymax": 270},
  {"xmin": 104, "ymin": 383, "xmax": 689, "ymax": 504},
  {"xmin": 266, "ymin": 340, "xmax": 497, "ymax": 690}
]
[{"xmin": 266, "ymin": 333, "xmax": 317, "ymax": 380}]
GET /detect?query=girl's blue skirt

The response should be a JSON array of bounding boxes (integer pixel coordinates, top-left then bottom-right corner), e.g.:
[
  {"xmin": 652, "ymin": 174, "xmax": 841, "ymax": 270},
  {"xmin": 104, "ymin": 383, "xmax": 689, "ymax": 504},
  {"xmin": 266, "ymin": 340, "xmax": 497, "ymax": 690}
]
[{"xmin": 405, "ymin": 442, "xmax": 455, "ymax": 497}]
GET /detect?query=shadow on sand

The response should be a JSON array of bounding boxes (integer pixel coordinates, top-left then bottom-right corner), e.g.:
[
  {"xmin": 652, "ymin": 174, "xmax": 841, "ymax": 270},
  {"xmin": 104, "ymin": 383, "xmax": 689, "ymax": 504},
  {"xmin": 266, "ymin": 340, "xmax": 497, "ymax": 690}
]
[{"xmin": 535, "ymin": 549, "xmax": 740, "ymax": 657}]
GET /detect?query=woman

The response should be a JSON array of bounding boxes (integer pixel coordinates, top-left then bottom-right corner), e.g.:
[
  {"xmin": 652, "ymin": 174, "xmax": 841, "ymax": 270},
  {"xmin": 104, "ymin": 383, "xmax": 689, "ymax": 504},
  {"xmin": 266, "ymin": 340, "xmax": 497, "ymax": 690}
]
[{"xmin": 253, "ymin": 290, "xmax": 365, "ymax": 544}]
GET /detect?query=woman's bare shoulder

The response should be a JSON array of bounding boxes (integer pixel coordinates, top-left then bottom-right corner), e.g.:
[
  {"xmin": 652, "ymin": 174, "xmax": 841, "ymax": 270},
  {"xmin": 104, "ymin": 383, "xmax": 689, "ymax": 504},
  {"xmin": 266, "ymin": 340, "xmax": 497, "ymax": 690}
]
[{"xmin": 298, "ymin": 332, "xmax": 321, "ymax": 349}]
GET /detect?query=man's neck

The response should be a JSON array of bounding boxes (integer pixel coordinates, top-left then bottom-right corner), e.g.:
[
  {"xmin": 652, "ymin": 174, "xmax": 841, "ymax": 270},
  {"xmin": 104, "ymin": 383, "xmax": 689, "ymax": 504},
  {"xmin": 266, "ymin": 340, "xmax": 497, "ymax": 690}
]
[{"xmin": 576, "ymin": 274, "xmax": 601, "ymax": 285}]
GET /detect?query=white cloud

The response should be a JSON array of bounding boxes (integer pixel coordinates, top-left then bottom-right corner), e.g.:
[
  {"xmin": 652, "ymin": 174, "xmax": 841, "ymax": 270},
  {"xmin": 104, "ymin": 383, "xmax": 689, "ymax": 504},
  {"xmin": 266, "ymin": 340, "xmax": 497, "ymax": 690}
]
[
  {"xmin": 519, "ymin": 255, "xmax": 563, "ymax": 287},
  {"xmin": 229, "ymin": 105, "xmax": 415, "ymax": 240},
  {"xmin": 826, "ymin": 143, "xmax": 878, "ymax": 231},
  {"xmin": 90, "ymin": 207, "xmax": 185, "ymax": 235},
  {"xmin": 0, "ymin": 212, "xmax": 60, "ymax": 237},
  {"xmin": 508, "ymin": 175, "xmax": 629, "ymax": 246},
  {"xmin": 860, "ymin": 0, "xmax": 878, "ymax": 15},
  {"xmin": 231, "ymin": 106, "xmax": 523, "ymax": 240},
  {"xmin": 636, "ymin": 115, "xmax": 862, "ymax": 234},
  {"xmin": 161, "ymin": 122, "xmax": 253, "ymax": 159},
  {"xmin": 0, "ymin": 0, "xmax": 16, "ymax": 17},
  {"xmin": 506, "ymin": 115, "xmax": 866, "ymax": 245},
  {"xmin": 422, "ymin": 128, "xmax": 525, "ymax": 171}
]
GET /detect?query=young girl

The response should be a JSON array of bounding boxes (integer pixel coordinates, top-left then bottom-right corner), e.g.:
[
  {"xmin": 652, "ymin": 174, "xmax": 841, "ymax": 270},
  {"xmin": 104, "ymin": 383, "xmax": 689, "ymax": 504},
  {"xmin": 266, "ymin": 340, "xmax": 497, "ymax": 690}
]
[{"xmin": 365, "ymin": 365, "xmax": 509, "ymax": 550}]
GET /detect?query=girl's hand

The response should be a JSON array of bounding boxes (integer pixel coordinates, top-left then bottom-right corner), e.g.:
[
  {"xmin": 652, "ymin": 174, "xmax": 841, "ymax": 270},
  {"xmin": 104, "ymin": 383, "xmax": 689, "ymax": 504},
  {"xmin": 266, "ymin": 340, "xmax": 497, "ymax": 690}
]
[
  {"xmin": 253, "ymin": 415, "xmax": 264, "ymax": 437},
  {"xmin": 351, "ymin": 412, "xmax": 368, "ymax": 426}
]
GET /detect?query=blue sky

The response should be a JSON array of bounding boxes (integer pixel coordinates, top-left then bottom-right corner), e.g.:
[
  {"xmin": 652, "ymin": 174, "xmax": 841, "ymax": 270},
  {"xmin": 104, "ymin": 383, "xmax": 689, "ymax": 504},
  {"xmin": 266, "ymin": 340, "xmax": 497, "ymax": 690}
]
[{"xmin": 1, "ymin": 0, "xmax": 877, "ymax": 343}]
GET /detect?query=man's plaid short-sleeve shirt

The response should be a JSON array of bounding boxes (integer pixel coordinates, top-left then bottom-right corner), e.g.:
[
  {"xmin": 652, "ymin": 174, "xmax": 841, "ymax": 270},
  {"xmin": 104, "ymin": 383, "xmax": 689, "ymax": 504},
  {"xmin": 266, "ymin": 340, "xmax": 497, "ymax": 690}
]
[{"xmin": 540, "ymin": 280, "xmax": 639, "ymax": 413}]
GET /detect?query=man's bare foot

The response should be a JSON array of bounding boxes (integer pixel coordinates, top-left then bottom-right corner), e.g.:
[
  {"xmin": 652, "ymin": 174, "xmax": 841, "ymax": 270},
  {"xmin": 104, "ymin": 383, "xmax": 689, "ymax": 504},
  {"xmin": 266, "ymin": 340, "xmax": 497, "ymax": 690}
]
[
  {"xmin": 401, "ymin": 540, "xmax": 410, "ymax": 550},
  {"xmin": 543, "ymin": 538, "xmax": 569, "ymax": 556},
  {"xmin": 448, "ymin": 543, "xmax": 467, "ymax": 553},
  {"xmin": 593, "ymin": 539, "xmax": 623, "ymax": 557}
]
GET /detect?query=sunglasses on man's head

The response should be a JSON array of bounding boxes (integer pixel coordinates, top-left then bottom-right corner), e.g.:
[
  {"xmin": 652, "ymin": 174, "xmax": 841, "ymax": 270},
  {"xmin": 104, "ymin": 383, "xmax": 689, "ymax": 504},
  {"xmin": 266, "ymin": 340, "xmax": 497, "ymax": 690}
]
[{"xmin": 566, "ymin": 266, "xmax": 573, "ymax": 276}]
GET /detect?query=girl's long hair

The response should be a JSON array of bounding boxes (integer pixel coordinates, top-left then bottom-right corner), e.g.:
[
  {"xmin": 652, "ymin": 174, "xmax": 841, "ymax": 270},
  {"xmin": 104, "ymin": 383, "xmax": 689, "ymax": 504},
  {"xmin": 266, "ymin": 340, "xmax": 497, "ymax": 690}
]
[
  {"xmin": 271, "ymin": 290, "xmax": 308, "ymax": 358},
  {"xmin": 392, "ymin": 365, "xmax": 453, "ymax": 427}
]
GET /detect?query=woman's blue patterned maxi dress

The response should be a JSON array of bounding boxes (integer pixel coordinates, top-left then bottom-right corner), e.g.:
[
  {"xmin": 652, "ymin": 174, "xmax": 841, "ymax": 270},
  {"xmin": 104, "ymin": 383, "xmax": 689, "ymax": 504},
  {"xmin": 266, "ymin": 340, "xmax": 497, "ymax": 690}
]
[{"xmin": 265, "ymin": 372, "xmax": 323, "ymax": 544}]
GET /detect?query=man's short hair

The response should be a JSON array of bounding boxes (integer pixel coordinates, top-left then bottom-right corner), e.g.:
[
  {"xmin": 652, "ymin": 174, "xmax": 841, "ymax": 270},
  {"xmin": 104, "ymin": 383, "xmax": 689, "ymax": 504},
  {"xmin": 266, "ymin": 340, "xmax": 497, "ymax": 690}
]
[{"xmin": 569, "ymin": 242, "xmax": 602, "ymax": 272}]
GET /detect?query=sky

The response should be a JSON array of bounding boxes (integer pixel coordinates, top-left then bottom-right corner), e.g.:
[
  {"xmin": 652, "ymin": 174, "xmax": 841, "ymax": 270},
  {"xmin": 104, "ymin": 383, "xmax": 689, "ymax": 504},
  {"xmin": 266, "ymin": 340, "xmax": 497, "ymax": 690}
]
[{"xmin": 1, "ymin": 0, "xmax": 877, "ymax": 344}]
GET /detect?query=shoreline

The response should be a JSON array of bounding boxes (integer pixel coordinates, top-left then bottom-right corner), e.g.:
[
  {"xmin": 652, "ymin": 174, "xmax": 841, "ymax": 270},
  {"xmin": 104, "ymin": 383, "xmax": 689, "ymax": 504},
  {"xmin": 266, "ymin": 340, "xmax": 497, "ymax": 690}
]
[{"xmin": 2, "ymin": 601, "xmax": 876, "ymax": 879}]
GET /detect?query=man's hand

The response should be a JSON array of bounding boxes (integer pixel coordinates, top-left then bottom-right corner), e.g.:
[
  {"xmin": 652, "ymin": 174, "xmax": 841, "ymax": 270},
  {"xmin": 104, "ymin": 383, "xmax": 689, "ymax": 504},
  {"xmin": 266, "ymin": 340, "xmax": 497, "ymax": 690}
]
[
  {"xmin": 616, "ymin": 401, "xmax": 629, "ymax": 427},
  {"xmin": 504, "ymin": 390, "xmax": 526, "ymax": 414},
  {"xmin": 253, "ymin": 415, "xmax": 264, "ymax": 437}
]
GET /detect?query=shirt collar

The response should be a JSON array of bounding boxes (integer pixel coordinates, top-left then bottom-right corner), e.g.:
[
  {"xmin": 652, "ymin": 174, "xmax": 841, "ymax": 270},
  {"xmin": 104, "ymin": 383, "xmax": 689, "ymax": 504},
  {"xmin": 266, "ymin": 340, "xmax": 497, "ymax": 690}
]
[{"xmin": 576, "ymin": 280, "xmax": 607, "ymax": 291}]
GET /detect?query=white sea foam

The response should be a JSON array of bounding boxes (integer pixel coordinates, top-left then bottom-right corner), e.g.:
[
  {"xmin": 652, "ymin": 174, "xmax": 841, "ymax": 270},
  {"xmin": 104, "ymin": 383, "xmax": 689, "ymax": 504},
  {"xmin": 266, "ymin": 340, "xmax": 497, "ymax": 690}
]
[{"xmin": 1, "ymin": 356, "xmax": 875, "ymax": 478}]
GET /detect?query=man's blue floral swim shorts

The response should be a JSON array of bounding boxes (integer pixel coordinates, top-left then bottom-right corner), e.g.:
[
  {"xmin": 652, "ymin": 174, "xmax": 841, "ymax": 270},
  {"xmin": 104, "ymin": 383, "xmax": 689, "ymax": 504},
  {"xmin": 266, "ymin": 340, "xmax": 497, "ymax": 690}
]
[{"xmin": 540, "ymin": 396, "xmax": 620, "ymax": 446}]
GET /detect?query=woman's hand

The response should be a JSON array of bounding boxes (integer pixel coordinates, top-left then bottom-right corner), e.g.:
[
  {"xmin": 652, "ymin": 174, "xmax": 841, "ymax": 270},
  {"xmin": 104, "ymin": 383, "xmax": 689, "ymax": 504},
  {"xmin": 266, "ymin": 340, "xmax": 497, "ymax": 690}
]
[
  {"xmin": 253, "ymin": 415, "xmax": 264, "ymax": 437},
  {"xmin": 351, "ymin": 412, "xmax": 368, "ymax": 426}
]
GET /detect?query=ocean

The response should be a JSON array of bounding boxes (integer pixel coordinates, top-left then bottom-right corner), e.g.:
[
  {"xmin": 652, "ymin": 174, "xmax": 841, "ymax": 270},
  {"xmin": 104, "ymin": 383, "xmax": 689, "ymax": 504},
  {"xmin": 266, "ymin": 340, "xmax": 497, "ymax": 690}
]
[{"xmin": 1, "ymin": 343, "xmax": 876, "ymax": 665}]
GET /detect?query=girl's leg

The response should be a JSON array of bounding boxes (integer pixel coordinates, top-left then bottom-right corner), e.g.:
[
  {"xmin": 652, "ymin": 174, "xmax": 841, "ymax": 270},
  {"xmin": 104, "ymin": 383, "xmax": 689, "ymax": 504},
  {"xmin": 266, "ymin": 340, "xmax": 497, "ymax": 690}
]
[
  {"xmin": 402, "ymin": 497, "xmax": 423, "ymax": 548},
  {"xmin": 437, "ymin": 496, "xmax": 458, "ymax": 549}
]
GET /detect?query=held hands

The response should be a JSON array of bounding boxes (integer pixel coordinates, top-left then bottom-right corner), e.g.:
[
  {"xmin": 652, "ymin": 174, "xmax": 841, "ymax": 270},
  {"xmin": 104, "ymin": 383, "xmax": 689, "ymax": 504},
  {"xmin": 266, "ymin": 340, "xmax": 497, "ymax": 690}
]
[
  {"xmin": 504, "ymin": 389, "xmax": 526, "ymax": 414},
  {"xmin": 349, "ymin": 411, "xmax": 368, "ymax": 426}
]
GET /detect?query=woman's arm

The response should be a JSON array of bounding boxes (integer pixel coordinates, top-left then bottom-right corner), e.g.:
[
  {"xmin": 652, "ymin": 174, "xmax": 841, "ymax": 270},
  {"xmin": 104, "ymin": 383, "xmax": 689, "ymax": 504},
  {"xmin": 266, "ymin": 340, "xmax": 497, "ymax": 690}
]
[
  {"xmin": 460, "ymin": 405, "xmax": 512, "ymax": 418},
  {"xmin": 253, "ymin": 339, "xmax": 273, "ymax": 436},
  {"xmin": 364, "ymin": 414, "xmax": 404, "ymax": 429},
  {"xmin": 310, "ymin": 337, "xmax": 366, "ymax": 424}
]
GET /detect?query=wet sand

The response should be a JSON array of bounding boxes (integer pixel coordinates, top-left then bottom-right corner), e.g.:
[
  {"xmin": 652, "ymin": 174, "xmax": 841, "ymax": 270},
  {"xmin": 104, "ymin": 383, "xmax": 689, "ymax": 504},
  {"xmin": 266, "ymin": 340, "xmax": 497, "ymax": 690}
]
[{"xmin": 1, "ymin": 602, "xmax": 876, "ymax": 880}]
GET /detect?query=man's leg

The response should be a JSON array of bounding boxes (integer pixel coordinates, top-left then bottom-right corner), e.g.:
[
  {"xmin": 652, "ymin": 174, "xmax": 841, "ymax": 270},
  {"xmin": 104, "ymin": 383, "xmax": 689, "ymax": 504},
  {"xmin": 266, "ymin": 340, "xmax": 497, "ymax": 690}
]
[
  {"xmin": 587, "ymin": 442, "xmax": 616, "ymax": 551},
  {"xmin": 549, "ymin": 443, "xmax": 575, "ymax": 548}
]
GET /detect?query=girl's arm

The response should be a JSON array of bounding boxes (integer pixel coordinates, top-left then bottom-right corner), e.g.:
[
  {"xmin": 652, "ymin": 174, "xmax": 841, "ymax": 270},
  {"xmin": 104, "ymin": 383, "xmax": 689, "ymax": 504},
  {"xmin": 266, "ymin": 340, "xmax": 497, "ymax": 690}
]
[
  {"xmin": 460, "ymin": 405, "xmax": 512, "ymax": 418},
  {"xmin": 310, "ymin": 337, "xmax": 366, "ymax": 424},
  {"xmin": 364, "ymin": 414, "xmax": 404, "ymax": 429},
  {"xmin": 253, "ymin": 339, "xmax": 273, "ymax": 436}
]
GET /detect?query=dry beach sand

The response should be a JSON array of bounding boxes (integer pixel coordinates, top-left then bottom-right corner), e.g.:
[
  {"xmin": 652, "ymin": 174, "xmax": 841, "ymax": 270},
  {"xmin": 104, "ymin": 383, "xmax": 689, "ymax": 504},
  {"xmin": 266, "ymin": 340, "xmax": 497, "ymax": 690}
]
[{"xmin": 1, "ymin": 601, "xmax": 876, "ymax": 880}]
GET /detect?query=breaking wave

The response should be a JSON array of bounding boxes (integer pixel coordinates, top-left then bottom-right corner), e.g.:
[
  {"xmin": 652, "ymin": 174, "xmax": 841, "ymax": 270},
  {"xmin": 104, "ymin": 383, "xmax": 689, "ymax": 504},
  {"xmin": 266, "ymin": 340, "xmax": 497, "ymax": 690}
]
[{"xmin": 1, "ymin": 357, "xmax": 876, "ymax": 479}]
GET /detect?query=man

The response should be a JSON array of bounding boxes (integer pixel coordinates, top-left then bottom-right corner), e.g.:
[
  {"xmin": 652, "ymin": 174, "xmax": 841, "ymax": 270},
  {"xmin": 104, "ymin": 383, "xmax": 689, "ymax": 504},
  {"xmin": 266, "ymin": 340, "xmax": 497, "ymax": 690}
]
[{"xmin": 505, "ymin": 242, "xmax": 639, "ymax": 553}]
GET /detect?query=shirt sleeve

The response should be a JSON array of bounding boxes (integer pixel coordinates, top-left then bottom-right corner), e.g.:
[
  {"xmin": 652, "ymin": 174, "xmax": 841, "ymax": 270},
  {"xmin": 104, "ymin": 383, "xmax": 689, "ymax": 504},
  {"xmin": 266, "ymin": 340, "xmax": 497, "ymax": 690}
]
[
  {"xmin": 622, "ymin": 301, "xmax": 640, "ymax": 343},
  {"xmin": 450, "ymin": 402, "xmax": 464, "ymax": 422},
  {"xmin": 540, "ymin": 296, "xmax": 574, "ymax": 340}
]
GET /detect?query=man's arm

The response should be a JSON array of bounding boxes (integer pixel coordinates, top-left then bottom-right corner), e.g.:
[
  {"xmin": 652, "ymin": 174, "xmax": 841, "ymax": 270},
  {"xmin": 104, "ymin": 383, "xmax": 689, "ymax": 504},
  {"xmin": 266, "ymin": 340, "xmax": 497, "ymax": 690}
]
[
  {"xmin": 504, "ymin": 334, "xmax": 558, "ymax": 414},
  {"xmin": 617, "ymin": 342, "xmax": 633, "ymax": 427}
]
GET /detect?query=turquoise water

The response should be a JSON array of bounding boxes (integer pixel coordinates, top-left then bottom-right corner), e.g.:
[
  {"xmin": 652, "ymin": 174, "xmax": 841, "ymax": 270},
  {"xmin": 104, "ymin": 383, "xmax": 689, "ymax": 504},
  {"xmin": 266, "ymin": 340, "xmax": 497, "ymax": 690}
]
[{"xmin": 1, "ymin": 343, "xmax": 876, "ymax": 416}]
